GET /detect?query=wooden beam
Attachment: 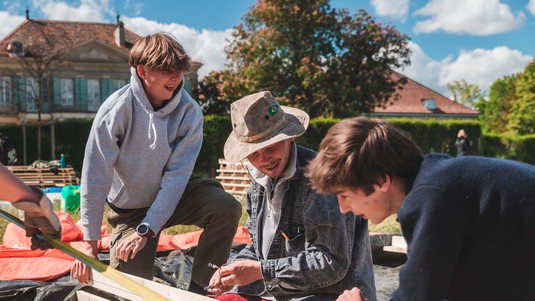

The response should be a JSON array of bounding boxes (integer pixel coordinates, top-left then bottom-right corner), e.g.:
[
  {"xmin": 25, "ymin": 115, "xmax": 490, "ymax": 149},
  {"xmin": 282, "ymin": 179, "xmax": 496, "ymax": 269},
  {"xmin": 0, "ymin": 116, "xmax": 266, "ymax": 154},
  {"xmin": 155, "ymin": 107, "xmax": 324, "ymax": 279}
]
[{"xmin": 90, "ymin": 269, "xmax": 214, "ymax": 301}]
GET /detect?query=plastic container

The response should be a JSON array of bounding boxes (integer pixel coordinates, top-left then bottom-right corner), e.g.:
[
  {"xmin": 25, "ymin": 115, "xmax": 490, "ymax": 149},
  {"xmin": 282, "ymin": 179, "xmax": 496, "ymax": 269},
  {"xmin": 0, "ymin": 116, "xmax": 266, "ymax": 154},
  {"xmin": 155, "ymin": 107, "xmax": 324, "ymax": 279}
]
[
  {"xmin": 60, "ymin": 154, "xmax": 66, "ymax": 168},
  {"xmin": 43, "ymin": 187, "xmax": 63, "ymax": 193},
  {"xmin": 61, "ymin": 185, "xmax": 80, "ymax": 213}
]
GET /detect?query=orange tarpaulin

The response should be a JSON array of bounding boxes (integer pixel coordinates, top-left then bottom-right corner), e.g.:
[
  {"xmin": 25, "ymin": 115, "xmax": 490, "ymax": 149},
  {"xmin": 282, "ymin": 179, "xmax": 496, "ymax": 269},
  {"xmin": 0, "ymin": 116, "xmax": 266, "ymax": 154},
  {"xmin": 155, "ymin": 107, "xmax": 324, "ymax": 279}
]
[{"xmin": 0, "ymin": 211, "xmax": 251, "ymax": 281}]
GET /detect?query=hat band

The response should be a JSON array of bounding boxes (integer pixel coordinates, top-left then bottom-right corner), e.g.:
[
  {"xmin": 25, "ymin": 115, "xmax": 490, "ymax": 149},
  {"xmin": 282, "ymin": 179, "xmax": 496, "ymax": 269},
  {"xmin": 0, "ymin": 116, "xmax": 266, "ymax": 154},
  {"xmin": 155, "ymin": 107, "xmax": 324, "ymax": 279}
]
[{"xmin": 237, "ymin": 113, "xmax": 287, "ymax": 143}]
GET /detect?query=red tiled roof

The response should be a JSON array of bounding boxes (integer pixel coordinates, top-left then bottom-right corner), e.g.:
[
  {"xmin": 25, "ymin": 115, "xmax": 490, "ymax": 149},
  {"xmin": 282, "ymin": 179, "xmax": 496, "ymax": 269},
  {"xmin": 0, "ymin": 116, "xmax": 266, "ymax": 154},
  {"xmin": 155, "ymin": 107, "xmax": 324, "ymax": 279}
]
[
  {"xmin": 374, "ymin": 71, "xmax": 479, "ymax": 116},
  {"xmin": 0, "ymin": 19, "xmax": 140, "ymax": 57},
  {"xmin": 0, "ymin": 19, "xmax": 203, "ymax": 65}
]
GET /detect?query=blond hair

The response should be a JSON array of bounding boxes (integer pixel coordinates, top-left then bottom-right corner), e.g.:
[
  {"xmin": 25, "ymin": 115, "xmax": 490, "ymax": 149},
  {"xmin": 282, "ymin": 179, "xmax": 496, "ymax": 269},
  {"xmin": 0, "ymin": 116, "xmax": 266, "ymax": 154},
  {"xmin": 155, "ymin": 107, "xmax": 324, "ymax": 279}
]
[{"xmin": 129, "ymin": 32, "xmax": 191, "ymax": 72}]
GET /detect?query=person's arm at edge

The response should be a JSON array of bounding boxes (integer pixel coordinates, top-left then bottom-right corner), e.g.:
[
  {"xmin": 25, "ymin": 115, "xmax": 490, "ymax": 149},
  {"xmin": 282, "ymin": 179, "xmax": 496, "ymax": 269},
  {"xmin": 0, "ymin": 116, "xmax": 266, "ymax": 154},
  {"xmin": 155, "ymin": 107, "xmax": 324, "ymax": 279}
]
[{"xmin": 0, "ymin": 163, "xmax": 61, "ymax": 249}]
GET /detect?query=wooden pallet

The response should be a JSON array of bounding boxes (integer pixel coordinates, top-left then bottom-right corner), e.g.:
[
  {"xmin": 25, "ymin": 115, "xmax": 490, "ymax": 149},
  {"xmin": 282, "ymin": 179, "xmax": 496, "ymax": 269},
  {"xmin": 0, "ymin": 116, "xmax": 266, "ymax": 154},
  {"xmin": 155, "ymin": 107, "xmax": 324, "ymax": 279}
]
[
  {"xmin": 216, "ymin": 158, "xmax": 251, "ymax": 197},
  {"xmin": 7, "ymin": 166, "xmax": 79, "ymax": 188}
]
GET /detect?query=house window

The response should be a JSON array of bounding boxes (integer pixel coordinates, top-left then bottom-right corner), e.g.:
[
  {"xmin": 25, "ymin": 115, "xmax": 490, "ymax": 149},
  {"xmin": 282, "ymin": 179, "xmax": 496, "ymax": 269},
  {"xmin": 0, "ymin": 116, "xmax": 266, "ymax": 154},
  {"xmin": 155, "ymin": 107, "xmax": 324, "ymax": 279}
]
[
  {"xmin": 60, "ymin": 78, "xmax": 74, "ymax": 105},
  {"xmin": 422, "ymin": 98, "xmax": 437, "ymax": 110},
  {"xmin": 87, "ymin": 79, "xmax": 101, "ymax": 112},
  {"xmin": 0, "ymin": 77, "xmax": 11, "ymax": 104},
  {"xmin": 113, "ymin": 79, "xmax": 126, "ymax": 92},
  {"xmin": 25, "ymin": 78, "xmax": 38, "ymax": 112}
]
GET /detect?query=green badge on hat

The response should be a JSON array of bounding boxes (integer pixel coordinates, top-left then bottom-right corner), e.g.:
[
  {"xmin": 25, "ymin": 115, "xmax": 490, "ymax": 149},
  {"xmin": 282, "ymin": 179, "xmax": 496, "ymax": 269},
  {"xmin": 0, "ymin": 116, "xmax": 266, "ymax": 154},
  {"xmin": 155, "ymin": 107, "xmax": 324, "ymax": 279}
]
[{"xmin": 268, "ymin": 105, "xmax": 279, "ymax": 116}]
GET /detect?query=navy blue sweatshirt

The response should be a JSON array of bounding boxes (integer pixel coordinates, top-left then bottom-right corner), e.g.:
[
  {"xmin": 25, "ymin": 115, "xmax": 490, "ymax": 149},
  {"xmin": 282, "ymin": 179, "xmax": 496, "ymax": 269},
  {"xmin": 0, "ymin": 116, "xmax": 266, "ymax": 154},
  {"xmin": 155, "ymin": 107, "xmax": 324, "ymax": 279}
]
[{"xmin": 394, "ymin": 153, "xmax": 535, "ymax": 301}]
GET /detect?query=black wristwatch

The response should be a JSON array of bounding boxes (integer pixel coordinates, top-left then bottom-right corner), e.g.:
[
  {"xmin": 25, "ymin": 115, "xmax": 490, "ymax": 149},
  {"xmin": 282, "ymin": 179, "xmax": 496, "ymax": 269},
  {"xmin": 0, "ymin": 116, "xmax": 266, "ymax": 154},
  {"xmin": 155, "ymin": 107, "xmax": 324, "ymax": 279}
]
[{"xmin": 136, "ymin": 223, "xmax": 153, "ymax": 238}]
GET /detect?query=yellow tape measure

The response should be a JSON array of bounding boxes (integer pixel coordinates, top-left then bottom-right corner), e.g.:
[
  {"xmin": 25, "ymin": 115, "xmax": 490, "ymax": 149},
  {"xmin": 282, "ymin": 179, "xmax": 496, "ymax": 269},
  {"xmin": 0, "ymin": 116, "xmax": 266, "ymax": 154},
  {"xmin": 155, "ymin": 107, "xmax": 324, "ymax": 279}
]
[{"xmin": 0, "ymin": 209, "xmax": 169, "ymax": 301}]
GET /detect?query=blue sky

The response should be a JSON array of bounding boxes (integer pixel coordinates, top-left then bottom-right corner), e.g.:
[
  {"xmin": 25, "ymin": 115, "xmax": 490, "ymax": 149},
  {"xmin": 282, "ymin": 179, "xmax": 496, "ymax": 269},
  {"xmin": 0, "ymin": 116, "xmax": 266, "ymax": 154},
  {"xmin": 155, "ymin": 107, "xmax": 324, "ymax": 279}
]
[{"xmin": 1, "ymin": 0, "xmax": 534, "ymax": 97}]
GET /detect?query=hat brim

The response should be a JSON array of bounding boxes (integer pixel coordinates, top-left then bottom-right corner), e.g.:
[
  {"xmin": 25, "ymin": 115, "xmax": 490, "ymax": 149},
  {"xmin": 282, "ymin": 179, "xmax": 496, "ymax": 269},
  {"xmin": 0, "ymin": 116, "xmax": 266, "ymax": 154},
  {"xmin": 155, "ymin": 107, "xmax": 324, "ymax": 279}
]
[{"xmin": 224, "ymin": 106, "xmax": 309, "ymax": 163}]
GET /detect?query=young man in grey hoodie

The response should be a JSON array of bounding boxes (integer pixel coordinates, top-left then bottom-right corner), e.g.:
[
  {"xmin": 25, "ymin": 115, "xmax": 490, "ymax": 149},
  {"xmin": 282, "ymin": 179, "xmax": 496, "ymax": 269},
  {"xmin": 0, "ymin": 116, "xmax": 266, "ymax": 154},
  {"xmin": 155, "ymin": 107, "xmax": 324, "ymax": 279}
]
[{"xmin": 70, "ymin": 33, "xmax": 242, "ymax": 295}]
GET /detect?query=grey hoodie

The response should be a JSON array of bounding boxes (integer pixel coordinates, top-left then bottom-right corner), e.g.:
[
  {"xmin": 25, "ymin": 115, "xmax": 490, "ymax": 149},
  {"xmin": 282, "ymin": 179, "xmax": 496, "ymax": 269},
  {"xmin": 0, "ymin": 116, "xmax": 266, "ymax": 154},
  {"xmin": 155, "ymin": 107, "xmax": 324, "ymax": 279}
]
[{"xmin": 80, "ymin": 67, "xmax": 203, "ymax": 240}]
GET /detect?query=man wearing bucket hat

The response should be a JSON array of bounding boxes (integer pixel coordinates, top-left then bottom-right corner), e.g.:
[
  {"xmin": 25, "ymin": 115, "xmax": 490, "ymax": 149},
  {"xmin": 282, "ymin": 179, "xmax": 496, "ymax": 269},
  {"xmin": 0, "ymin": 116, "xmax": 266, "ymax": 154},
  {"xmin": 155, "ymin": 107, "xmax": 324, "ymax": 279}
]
[{"xmin": 207, "ymin": 91, "xmax": 376, "ymax": 301}]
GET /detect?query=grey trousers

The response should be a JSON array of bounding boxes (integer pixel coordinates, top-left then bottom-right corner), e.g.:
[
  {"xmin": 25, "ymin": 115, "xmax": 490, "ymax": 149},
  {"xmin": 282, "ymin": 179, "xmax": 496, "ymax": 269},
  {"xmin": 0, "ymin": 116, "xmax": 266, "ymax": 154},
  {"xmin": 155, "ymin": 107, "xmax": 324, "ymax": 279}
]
[{"xmin": 107, "ymin": 177, "xmax": 242, "ymax": 287}]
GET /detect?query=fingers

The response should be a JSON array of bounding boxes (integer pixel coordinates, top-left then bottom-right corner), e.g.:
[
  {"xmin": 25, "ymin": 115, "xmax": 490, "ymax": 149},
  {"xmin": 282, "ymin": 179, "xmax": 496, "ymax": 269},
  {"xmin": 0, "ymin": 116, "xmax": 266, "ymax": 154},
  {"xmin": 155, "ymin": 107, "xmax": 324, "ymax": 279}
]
[
  {"xmin": 336, "ymin": 287, "xmax": 364, "ymax": 301},
  {"xmin": 115, "ymin": 233, "xmax": 146, "ymax": 262},
  {"xmin": 207, "ymin": 270, "xmax": 232, "ymax": 295},
  {"xmin": 220, "ymin": 273, "xmax": 238, "ymax": 287},
  {"xmin": 207, "ymin": 284, "xmax": 232, "ymax": 295},
  {"xmin": 70, "ymin": 260, "xmax": 93, "ymax": 284},
  {"xmin": 37, "ymin": 193, "xmax": 61, "ymax": 234},
  {"xmin": 30, "ymin": 235, "xmax": 52, "ymax": 250},
  {"xmin": 217, "ymin": 260, "xmax": 262, "ymax": 287}
]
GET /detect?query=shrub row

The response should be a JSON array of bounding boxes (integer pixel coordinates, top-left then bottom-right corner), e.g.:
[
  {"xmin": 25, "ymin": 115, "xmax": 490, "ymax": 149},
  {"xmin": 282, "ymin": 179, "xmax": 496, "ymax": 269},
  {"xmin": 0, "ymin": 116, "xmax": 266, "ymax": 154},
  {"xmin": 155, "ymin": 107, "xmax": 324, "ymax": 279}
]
[{"xmin": 2, "ymin": 116, "xmax": 535, "ymax": 177}]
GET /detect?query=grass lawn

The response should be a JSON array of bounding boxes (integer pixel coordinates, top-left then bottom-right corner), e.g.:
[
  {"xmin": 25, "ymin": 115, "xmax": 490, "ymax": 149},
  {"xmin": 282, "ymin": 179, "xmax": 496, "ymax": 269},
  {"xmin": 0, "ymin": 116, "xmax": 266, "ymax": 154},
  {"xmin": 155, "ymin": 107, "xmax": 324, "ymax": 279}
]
[
  {"xmin": 0, "ymin": 197, "xmax": 248, "ymax": 239},
  {"xmin": 0, "ymin": 196, "xmax": 399, "ymax": 242},
  {"xmin": 368, "ymin": 214, "xmax": 401, "ymax": 233}
]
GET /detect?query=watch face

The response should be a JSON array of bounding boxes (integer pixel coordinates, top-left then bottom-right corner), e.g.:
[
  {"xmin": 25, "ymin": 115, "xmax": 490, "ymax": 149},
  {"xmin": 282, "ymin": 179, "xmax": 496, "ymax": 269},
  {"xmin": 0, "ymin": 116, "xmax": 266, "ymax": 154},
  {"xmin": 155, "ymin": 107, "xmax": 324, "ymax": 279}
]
[{"xmin": 137, "ymin": 224, "xmax": 149, "ymax": 235}]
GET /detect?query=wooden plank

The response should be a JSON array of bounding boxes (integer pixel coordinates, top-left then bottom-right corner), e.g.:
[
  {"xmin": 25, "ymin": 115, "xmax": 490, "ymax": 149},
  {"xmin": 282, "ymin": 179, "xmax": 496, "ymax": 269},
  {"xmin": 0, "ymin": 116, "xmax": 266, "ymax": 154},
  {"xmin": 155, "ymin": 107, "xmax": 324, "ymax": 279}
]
[
  {"xmin": 7, "ymin": 165, "xmax": 78, "ymax": 187},
  {"xmin": 91, "ymin": 269, "xmax": 214, "ymax": 301},
  {"xmin": 383, "ymin": 235, "xmax": 407, "ymax": 254},
  {"xmin": 76, "ymin": 291, "xmax": 110, "ymax": 301},
  {"xmin": 216, "ymin": 158, "xmax": 251, "ymax": 197}
]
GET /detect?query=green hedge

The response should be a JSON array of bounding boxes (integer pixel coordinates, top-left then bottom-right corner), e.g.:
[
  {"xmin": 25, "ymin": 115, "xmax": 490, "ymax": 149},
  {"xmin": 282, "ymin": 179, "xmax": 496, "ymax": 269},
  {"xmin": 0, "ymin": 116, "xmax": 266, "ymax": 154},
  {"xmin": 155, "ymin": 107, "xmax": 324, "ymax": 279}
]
[
  {"xmin": 3, "ymin": 117, "xmax": 535, "ymax": 177},
  {"xmin": 197, "ymin": 115, "xmax": 233, "ymax": 177}
]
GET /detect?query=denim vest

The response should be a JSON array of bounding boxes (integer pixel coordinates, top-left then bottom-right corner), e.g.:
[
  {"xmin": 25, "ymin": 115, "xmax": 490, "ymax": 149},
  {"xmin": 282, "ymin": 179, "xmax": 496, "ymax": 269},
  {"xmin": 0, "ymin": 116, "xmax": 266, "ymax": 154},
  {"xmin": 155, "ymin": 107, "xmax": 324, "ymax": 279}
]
[{"xmin": 228, "ymin": 146, "xmax": 376, "ymax": 301}]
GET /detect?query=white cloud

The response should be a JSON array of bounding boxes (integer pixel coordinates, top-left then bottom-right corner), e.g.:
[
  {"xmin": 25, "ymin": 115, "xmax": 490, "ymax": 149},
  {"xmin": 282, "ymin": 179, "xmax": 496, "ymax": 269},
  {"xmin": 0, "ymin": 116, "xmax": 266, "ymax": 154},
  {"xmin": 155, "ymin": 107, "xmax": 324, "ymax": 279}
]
[
  {"xmin": 123, "ymin": 0, "xmax": 143, "ymax": 17},
  {"xmin": 31, "ymin": 0, "xmax": 111, "ymax": 22},
  {"xmin": 439, "ymin": 46, "xmax": 532, "ymax": 91},
  {"xmin": 0, "ymin": 11, "xmax": 25, "ymax": 39},
  {"xmin": 396, "ymin": 42, "xmax": 447, "ymax": 94},
  {"xmin": 0, "ymin": 0, "xmax": 232, "ymax": 78},
  {"xmin": 414, "ymin": 0, "xmax": 524, "ymax": 35},
  {"xmin": 371, "ymin": 0, "xmax": 409, "ymax": 21},
  {"xmin": 399, "ymin": 43, "xmax": 533, "ymax": 96},
  {"xmin": 528, "ymin": 0, "xmax": 535, "ymax": 16},
  {"xmin": 123, "ymin": 17, "xmax": 233, "ymax": 77}
]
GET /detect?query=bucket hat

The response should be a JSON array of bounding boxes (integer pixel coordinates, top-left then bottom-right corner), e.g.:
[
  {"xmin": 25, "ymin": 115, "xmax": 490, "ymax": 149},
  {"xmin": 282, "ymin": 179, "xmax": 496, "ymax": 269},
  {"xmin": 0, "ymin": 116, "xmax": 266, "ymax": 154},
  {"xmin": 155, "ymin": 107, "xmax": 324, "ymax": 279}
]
[{"xmin": 224, "ymin": 91, "xmax": 309, "ymax": 163}]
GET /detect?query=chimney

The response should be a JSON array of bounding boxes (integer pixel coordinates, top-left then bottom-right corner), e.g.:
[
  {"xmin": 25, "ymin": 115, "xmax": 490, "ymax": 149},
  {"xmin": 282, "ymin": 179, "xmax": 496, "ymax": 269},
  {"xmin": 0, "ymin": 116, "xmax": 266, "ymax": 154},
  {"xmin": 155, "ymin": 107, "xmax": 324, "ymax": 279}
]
[{"xmin": 114, "ymin": 21, "xmax": 125, "ymax": 47}]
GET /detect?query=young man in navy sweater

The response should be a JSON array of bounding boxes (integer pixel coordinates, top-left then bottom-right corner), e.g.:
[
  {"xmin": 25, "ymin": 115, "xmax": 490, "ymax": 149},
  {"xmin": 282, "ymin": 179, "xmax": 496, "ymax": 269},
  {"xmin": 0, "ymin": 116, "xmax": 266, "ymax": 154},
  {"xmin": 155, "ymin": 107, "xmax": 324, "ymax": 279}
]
[{"xmin": 307, "ymin": 117, "xmax": 535, "ymax": 301}]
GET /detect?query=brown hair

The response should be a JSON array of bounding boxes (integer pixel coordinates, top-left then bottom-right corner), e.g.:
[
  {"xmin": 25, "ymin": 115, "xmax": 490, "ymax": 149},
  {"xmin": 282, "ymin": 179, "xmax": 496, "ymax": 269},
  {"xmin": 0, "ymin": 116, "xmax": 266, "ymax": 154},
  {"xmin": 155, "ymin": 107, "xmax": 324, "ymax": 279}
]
[
  {"xmin": 129, "ymin": 32, "xmax": 191, "ymax": 72},
  {"xmin": 306, "ymin": 117, "xmax": 423, "ymax": 195}
]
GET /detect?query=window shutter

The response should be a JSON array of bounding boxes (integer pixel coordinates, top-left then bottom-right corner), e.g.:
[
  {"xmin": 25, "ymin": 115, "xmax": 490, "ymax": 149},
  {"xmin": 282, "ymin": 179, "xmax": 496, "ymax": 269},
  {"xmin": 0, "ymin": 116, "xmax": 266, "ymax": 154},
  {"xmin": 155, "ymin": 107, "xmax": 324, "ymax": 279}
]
[
  {"xmin": 102, "ymin": 78, "xmax": 112, "ymax": 99},
  {"xmin": 75, "ymin": 78, "xmax": 88, "ymax": 111},
  {"xmin": 42, "ymin": 78, "xmax": 50, "ymax": 112},
  {"xmin": 53, "ymin": 77, "xmax": 60, "ymax": 105},
  {"xmin": 11, "ymin": 77, "xmax": 19, "ymax": 105}
]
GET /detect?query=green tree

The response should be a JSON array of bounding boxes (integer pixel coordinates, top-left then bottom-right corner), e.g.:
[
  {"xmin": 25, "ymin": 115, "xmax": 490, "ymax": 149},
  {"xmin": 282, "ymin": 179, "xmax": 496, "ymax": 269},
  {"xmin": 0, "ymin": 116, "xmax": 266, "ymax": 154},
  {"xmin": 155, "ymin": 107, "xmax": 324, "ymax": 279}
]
[
  {"xmin": 476, "ymin": 75, "xmax": 517, "ymax": 133},
  {"xmin": 446, "ymin": 80, "xmax": 482, "ymax": 109},
  {"xmin": 508, "ymin": 59, "xmax": 535, "ymax": 135},
  {"xmin": 196, "ymin": 69, "xmax": 254, "ymax": 115},
  {"xmin": 220, "ymin": 0, "xmax": 411, "ymax": 118},
  {"xmin": 6, "ymin": 21, "xmax": 71, "ymax": 159}
]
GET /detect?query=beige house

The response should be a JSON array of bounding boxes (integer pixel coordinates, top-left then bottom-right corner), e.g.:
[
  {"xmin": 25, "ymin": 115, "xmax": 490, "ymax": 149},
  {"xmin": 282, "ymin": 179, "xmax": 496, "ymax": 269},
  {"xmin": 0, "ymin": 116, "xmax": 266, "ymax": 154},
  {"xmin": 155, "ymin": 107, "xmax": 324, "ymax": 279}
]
[{"xmin": 0, "ymin": 16, "xmax": 202, "ymax": 125}]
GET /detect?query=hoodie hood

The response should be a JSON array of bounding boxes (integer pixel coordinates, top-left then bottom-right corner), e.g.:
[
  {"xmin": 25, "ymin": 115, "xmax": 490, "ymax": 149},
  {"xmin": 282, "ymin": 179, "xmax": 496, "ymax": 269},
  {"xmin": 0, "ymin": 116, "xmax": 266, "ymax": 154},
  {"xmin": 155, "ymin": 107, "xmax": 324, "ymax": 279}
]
[{"xmin": 130, "ymin": 67, "xmax": 185, "ymax": 149}]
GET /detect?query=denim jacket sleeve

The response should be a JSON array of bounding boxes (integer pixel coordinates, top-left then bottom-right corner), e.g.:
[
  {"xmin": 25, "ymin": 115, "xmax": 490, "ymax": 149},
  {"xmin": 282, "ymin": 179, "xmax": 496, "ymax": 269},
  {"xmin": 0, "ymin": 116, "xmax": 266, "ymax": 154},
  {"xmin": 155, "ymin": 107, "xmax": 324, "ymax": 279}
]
[
  {"xmin": 228, "ymin": 189, "xmax": 259, "ymax": 263},
  {"xmin": 261, "ymin": 189, "xmax": 356, "ymax": 291}
]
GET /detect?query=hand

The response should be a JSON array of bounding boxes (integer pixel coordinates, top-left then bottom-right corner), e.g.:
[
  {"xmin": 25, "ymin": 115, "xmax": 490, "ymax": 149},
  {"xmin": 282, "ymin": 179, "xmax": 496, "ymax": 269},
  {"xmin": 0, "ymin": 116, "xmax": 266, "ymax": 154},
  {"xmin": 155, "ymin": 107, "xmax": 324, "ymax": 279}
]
[
  {"xmin": 218, "ymin": 260, "xmax": 262, "ymax": 288},
  {"xmin": 337, "ymin": 287, "xmax": 365, "ymax": 301},
  {"xmin": 115, "ymin": 232, "xmax": 147, "ymax": 262},
  {"xmin": 12, "ymin": 191, "xmax": 61, "ymax": 250},
  {"xmin": 206, "ymin": 264, "xmax": 233, "ymax": 295},
  {"xmin": 71, "ymin": 240, "xmax": 98, "ymax": 284}
]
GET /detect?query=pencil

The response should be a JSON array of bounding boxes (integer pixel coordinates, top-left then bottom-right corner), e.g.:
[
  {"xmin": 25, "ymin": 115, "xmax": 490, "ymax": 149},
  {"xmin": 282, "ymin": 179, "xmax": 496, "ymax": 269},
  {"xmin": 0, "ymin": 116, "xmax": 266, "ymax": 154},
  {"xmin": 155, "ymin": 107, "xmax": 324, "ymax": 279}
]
[{"xmin": 280, "ymin": 230, "xmax": 290, "ymax": 241}]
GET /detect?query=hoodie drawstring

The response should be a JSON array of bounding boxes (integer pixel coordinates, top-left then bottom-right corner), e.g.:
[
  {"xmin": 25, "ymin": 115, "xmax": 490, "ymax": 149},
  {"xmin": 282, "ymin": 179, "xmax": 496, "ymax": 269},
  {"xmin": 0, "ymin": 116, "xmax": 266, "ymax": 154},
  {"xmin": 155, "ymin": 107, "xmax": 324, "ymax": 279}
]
[{"xmin": 146, "ymin": 108, "xmax": 157, "ymax": 150}]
